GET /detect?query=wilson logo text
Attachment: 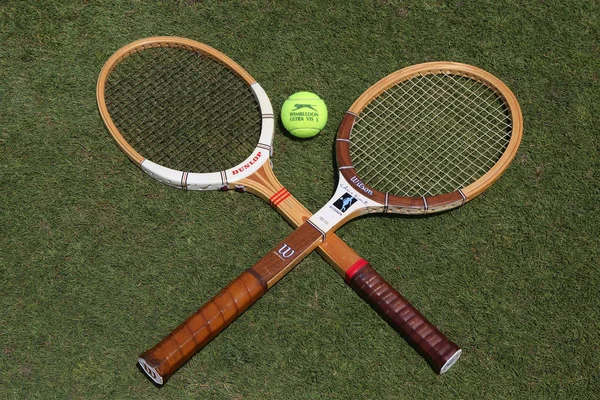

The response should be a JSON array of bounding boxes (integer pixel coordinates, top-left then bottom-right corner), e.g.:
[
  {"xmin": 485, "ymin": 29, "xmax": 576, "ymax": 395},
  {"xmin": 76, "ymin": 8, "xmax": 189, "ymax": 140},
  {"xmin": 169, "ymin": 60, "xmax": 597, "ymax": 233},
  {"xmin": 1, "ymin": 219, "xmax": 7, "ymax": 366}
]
[{"xmin": 350, "ymin": 176, "xmax": 373, "ymax": 196}]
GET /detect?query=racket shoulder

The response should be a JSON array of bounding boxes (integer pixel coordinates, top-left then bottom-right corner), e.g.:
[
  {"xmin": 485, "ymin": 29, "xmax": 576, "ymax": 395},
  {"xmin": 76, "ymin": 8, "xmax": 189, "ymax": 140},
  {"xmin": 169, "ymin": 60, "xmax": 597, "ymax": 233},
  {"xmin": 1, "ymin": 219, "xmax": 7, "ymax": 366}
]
[{"xmin": 308, "ymin": 175, "xmax": 383, "ymax": 234}]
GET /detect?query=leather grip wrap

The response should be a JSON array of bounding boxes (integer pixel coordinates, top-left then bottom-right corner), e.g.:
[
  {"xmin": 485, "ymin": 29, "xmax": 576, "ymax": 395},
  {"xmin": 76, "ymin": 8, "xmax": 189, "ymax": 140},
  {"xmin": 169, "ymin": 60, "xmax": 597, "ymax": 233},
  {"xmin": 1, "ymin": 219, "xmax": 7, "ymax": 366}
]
[
  {"xmin": 139, "ymin": 269, "xmax": 266, "ymax": 384},
  {"xmin": 347, "ymin": 264, "xmax": 461, "ymax": 374}
]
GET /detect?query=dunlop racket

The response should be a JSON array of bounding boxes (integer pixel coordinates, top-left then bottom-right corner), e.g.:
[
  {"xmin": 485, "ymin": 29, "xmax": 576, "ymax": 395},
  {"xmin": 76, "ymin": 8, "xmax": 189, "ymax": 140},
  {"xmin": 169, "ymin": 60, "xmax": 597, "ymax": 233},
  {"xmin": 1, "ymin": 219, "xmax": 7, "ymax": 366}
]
[{"xmin": 97, "ymin": 37, "xmax": 462, "ymax": 384}]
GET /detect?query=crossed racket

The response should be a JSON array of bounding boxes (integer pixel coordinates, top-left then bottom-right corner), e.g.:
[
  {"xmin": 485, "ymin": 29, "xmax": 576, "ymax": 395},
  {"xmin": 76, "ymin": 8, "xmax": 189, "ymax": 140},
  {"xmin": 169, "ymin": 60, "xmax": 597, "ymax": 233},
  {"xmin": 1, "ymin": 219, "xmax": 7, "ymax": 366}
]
[{"xmin": 97, "ymin": 37, "xmax": 522, "ymax": 385}]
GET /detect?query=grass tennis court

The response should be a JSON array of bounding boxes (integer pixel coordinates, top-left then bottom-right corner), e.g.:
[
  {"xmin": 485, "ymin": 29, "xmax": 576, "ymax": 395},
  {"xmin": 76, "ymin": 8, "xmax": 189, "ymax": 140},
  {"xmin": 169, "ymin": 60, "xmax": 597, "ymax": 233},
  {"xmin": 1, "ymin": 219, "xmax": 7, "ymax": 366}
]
[{"xmin": 1, "ymin": 1, "xmax": 598, "ymax": 398}]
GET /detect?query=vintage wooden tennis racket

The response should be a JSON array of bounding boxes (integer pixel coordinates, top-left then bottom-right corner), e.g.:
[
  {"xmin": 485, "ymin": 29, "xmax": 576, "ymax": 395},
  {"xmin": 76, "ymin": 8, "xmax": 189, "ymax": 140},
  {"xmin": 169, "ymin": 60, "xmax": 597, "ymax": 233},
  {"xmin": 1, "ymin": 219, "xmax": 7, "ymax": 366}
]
[{"xmin": 97, "ymin": 37, "xmax": 466, "ymax": 384}]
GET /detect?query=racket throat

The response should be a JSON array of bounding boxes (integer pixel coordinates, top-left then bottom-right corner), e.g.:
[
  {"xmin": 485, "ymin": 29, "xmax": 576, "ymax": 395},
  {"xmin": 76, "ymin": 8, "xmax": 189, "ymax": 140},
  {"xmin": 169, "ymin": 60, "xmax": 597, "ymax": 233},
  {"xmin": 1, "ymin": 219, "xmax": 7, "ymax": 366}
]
[{"xmin": 308, "ymin": 174, "xmax": 381, "ymax": 234}]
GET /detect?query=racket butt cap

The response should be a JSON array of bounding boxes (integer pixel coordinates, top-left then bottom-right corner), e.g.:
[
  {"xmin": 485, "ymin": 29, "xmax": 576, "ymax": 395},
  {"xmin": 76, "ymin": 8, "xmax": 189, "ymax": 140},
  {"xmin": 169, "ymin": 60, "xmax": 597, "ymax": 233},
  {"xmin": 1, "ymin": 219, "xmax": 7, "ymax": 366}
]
[
  {"xmin": 138, "ymin": 356, "xmax": 165, "ymax": 385},
  {"xmin": 439, "ymin": 349, "xmax": 462, "ymax": 374}
]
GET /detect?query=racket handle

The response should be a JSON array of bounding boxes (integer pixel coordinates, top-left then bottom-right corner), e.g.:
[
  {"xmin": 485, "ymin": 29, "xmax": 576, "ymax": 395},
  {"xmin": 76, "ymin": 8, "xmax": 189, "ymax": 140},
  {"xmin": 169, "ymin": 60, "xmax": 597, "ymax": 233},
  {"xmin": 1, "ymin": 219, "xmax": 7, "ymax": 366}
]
[
  {"xmin": 138, "ymin": 269, "xmax": 266, "ymax": 385},
  {"xmin": 346, "ymin": 263, "xmax": 461, "ymax": 374}
]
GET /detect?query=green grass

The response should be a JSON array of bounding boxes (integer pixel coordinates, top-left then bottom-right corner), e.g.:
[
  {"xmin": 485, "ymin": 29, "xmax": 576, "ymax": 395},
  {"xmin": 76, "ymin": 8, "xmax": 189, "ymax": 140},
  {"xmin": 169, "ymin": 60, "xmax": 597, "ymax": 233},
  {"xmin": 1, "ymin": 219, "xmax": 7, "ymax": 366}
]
[{"xmin": 1, "ymin": 0, "xmax": 599, "ymax": 398}]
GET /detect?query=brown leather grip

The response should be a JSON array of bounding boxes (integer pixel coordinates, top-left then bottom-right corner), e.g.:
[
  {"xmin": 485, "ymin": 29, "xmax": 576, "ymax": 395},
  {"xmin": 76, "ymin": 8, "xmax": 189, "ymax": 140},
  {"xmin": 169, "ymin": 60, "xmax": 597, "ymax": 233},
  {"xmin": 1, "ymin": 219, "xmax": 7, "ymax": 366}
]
[
  {"xmin": 347, "ymin": 264, "xmax": 461, "ymax": 374},
  {"xmin": 138, "ymin": 269, "xmax": 267, "ymax": 384}
]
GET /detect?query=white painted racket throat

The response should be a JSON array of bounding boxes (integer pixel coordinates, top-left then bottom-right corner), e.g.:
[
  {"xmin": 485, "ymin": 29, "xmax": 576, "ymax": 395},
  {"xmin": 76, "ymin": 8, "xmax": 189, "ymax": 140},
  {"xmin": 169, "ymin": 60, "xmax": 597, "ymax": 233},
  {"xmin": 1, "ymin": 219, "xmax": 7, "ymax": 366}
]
[{"xmin": 309, "ymin": 173, "xmax": 381, "ymax": 235}]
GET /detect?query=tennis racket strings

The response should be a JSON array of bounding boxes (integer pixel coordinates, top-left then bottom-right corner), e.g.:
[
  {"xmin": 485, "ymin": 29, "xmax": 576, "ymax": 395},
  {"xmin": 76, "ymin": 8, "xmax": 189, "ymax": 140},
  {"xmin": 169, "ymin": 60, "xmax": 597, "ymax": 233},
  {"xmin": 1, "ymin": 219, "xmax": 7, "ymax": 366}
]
[
  {"xmin": 350, "ymin": 72, "xmax": 513, "ymax": 197},
  {"xmin": 103, "ymin": 45, "xmax": 262, "ymax": 173}
]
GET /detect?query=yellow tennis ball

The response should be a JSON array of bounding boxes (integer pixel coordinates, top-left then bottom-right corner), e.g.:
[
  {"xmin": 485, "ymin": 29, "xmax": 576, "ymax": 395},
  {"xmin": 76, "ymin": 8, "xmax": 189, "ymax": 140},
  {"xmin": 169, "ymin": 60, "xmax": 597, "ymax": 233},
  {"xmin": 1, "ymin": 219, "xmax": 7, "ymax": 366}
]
[{"xmin": 280, "ymin": 92, "xmax": 328, "ymax": 138}]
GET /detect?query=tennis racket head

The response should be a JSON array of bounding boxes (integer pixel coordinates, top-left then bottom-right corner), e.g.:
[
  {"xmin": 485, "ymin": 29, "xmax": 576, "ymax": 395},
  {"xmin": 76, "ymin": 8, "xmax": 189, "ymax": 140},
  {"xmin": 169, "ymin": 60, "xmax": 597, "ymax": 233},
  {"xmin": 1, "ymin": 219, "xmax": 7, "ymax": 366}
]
[
  {"xmin": 96, "ymin": 36, "xmax": 274, "ymax": 191},
  {"xmin": 335, "ymin": 62, "xmax": 523, "ymax": 215}
]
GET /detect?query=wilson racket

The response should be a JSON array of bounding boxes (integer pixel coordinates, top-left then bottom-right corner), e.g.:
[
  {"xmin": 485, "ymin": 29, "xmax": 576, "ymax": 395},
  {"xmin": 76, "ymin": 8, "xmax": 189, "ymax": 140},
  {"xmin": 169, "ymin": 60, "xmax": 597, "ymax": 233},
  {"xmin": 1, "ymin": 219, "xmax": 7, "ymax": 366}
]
[{"xmin": 97, "ymin": 37, "xmax": 462, "ymax": 384}]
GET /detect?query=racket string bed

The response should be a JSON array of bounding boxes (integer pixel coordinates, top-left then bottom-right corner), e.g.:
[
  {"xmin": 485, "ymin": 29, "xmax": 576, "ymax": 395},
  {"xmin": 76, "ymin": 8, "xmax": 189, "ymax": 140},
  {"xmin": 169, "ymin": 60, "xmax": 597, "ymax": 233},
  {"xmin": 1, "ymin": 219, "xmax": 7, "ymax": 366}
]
[
  {"xmin": 104, "ymin": 46, "xmax": 262, "ymax": 173},
  {"xmin": 350, "ymin": 73, "xmax": 512, "ymax": 197}
]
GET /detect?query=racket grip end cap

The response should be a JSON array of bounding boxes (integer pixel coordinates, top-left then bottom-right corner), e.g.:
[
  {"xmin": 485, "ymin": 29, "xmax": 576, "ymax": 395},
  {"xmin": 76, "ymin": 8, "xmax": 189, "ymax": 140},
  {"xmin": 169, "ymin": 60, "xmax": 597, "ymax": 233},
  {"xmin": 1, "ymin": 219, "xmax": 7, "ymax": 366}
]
[
  {"xmin": 439, "ymin": 348, "xmax": 462, "ymax": 374},
  {"xmin": 138, "ymin": 355, "xmax": 165, "ymax": 385}
]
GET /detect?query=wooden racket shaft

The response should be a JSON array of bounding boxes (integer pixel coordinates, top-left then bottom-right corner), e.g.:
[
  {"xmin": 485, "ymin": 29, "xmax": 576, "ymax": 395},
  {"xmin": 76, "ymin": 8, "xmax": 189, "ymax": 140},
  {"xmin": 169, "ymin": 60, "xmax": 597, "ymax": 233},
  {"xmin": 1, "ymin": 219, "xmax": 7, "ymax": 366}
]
[{"xmin": 139, "ymin": 224, "xmax": 459, "ymax": 383}]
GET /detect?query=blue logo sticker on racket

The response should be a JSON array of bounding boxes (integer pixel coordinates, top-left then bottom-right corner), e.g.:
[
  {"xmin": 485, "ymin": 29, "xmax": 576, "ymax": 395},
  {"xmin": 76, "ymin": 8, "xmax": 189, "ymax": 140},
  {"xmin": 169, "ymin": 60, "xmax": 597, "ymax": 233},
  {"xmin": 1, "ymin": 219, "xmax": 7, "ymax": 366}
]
[{"xmin": 333, "ymin": 193, "xmax": 357, "ymax": 212}]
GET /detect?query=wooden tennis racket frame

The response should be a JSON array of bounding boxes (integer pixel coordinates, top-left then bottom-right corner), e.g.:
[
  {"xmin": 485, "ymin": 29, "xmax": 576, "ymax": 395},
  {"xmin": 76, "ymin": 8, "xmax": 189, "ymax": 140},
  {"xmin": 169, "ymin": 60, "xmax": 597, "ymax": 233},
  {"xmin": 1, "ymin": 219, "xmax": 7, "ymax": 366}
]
[{"xmin": 97, "ymin": 38, "xmax": 465, "ymax": 384}]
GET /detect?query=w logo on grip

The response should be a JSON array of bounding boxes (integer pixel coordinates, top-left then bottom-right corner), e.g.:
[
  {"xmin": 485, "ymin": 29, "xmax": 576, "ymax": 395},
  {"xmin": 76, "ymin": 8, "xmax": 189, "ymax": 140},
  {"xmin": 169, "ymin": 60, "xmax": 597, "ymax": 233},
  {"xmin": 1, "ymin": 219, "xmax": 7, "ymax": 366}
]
[{"xmin": 277, "ymin": 244, "xmax": 295, "ymax": 259}]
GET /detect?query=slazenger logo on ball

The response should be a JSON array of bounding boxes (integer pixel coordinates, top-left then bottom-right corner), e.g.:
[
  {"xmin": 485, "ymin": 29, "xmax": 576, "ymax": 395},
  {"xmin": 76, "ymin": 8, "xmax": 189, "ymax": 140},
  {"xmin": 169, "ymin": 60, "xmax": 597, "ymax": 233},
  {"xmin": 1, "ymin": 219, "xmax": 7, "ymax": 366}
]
[{"xmin": 288, "ymin": 104, "xmax": 319, "ymax": 121}]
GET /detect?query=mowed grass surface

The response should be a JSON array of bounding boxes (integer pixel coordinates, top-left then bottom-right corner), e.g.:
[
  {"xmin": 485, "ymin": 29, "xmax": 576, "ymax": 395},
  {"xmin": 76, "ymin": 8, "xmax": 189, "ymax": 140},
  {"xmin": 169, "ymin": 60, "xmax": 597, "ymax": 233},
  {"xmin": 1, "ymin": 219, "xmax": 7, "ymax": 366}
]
[{"xmin": 1, "ymin": 1, "xmax": 598, "ymax": 399}]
